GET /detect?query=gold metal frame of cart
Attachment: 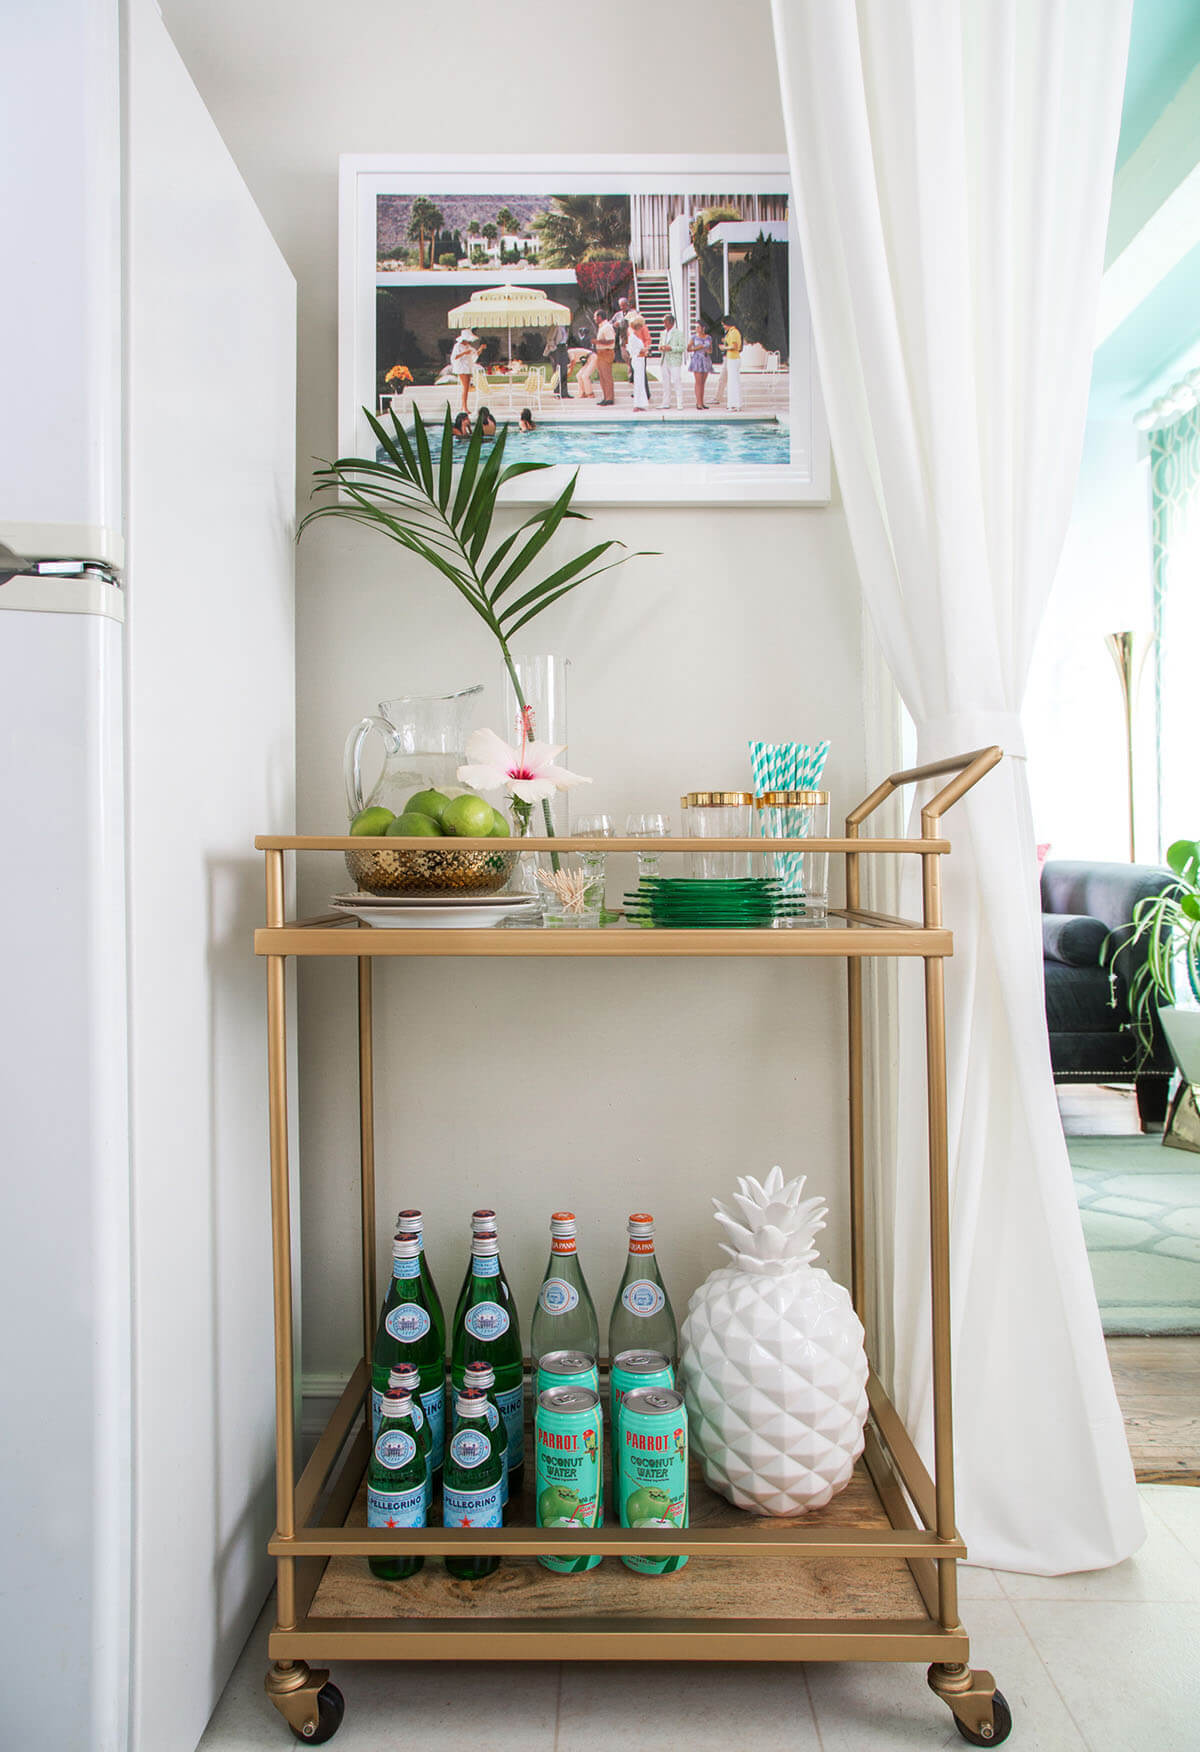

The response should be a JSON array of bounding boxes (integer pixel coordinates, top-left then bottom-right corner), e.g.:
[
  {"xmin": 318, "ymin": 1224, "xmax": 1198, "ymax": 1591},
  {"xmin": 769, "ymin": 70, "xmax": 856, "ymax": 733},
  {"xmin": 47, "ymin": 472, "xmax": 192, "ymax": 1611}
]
[{"xmin": 255, "ymin": 746, "xmax": 1006, "ymax": 1745}]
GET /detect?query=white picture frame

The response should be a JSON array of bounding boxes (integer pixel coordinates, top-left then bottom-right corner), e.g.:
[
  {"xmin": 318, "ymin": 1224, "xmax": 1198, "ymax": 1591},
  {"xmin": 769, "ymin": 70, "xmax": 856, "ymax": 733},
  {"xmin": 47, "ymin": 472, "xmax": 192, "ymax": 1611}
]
[{"xmin": 338, "ymin": 154, "xmax": 829, "ymax": 507}]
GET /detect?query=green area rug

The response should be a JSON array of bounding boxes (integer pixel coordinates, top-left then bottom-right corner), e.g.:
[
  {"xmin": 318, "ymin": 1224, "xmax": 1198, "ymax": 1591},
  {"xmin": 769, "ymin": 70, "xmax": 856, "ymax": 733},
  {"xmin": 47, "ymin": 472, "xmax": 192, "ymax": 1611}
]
[{"xmin": 1071, "ymin": 1136, "xmax": 1200, "ymax": 1334}]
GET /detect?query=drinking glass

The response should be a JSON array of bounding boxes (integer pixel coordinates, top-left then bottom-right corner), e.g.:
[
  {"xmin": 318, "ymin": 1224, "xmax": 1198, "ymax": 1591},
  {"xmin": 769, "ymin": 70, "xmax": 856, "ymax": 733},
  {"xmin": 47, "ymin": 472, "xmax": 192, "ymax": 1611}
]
[
  {"xmin": 573, "ymin": 814, "xmax": 616, "ymax": 913},
  {"xmin": 626, "ymin": 812, "xmax": 671, "ymax": 881}
]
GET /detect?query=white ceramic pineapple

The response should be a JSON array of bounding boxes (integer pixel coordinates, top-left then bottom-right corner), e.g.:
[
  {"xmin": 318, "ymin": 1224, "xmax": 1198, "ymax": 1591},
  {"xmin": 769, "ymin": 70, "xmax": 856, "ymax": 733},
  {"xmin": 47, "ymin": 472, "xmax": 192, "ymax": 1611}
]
[{"xmin": 681, "ymin": 1166, "xmax": 868, "ymax": 1515}]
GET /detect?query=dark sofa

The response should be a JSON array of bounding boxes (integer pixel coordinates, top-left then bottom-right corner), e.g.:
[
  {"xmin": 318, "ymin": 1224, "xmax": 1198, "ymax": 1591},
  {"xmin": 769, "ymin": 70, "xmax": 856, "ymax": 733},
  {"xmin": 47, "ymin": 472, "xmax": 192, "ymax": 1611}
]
[{"xmin": 1042, "ymin": 859, "xmax": 1178, "ymax": 1130}]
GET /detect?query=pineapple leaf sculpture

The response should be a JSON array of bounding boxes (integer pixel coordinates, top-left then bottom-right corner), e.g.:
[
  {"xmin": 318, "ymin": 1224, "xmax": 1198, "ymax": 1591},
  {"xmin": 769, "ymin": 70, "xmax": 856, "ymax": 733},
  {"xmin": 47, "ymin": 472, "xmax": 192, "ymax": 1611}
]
[{"xmin": 681, "ymin": 1166, "xmax": 868, "ymax": 1515}]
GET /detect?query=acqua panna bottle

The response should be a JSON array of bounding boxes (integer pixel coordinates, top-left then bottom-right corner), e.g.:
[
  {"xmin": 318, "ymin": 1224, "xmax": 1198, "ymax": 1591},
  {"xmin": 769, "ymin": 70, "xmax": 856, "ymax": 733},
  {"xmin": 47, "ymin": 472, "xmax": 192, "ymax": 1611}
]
[
  {"xmin": 393, "ymin": 1207, "xmax": 445, "ymax": 1357},
  {"xmin": 608, "ymin": 1212, "xmax": 677, "ymax": 1365},
  {"xmin": 451, "ymin": 1230, "xmax": 525, "ymax": 1492},
  {"xmin": 372, "ymin": 1232, "xmax": 446, "ymax": 1476},
  {"xmin": 531, "ymin": 1211, "xmax": 599, "ymax": 1365}
]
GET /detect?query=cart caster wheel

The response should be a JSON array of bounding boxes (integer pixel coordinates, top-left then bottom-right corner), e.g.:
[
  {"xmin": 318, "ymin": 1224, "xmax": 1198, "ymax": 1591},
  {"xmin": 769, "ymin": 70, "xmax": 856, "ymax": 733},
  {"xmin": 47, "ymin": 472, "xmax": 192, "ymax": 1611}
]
[
  {"xmin": 953, "ymin": 1688, "xmax": 1012, "ymax": 1746},
  {"xmin": 288, "ymin": 1682, "xmax": 344, "ymax": 1745}
]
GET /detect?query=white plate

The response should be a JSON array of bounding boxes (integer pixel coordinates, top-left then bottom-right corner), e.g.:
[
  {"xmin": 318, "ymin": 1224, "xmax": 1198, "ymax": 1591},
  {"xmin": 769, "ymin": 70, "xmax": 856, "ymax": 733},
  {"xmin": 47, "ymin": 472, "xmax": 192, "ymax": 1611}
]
[
  {"xmin": 336, "ymin": 902, "xmax": 539, "ymax": 930},
  {"xmin": 330, "ymin": 890, "xmax": 534, "ymax": 909}
]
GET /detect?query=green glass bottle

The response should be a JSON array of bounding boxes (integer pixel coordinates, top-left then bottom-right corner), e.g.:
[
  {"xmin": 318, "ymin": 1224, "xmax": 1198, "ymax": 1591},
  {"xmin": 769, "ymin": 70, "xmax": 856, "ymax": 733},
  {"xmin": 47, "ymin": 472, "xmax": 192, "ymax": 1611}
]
[
  {"xmin": 451, "ymin": 1208, "xmax": 501, "ymax": 1336},
  {"xmin": 530, "ymin": 1211, "xmax": 599, "ymax": 1364},
  {"xmin": 607, "ymin": 1212, "xmax": 678, "ymax": 1366},
  {"xmin": 388, "ymin": 1362, "xmax": 433, "ymax": 1514},
  {"xmin": 367, "ymin": 1388, "xmax": 426, "ymax": 1580},
  {"xmin": 451, "ymin": 1230, "xmax": 525, "ymax": 1493},
  {"xmin": 394, "ymin": 1206, "xmax": 446, "ymax": 1358},
  {"xmin": 464, "ymin": 1357, "xmax": 509, "ymax": 1514},
  {"xmin": 443, "ymin": 1387, "xmax": 503, "ymax": 1579},
  {"xmin": 372, "ymin": 1232, "xmax": 446, "ymax": 1479}
]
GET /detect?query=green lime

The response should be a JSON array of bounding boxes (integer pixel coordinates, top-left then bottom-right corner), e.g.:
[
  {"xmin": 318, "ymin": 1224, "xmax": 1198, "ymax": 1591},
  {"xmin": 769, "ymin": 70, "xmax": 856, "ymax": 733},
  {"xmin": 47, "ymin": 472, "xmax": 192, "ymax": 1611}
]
[
  {"xmin": 385, "ymin": 811, "xmax": 443, "ymax": 837},
  {"xmin": 349, "ymin": 805, "xmax": 395, "ymax": 836},
  {"xmin": 488, "ymin": 807, "xmax": 511, "ymax": 838},
  {"xmin": 405, "ymin": 788, "xmax": 452, "ymax": 826},
  {"xmin": 442, "ymin": 794, "xmax": 496, "ymax": 837}
]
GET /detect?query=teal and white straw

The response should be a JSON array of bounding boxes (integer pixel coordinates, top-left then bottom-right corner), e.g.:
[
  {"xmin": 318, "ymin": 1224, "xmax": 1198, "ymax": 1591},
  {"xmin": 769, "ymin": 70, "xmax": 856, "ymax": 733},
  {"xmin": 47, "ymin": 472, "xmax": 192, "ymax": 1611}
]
[{"xmin": 748, "ymin": 739, "xmax": 832, "ymax": 900}]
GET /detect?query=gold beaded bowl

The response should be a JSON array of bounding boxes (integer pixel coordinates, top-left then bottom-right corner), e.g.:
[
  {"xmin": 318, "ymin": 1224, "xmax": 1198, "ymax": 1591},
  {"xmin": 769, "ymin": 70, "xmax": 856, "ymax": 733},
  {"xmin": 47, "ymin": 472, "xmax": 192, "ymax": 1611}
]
[{"xmin": 344, "ymin": 844, "xmax": 519, "ymax": 897}]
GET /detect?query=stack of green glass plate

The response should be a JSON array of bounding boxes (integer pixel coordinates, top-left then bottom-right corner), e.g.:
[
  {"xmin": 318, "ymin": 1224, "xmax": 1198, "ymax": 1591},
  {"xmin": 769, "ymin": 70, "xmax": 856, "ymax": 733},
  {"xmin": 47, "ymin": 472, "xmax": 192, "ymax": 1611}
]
[{"xmin": 623, "ymin": 877, "xmax": 806, "ymax": 928}]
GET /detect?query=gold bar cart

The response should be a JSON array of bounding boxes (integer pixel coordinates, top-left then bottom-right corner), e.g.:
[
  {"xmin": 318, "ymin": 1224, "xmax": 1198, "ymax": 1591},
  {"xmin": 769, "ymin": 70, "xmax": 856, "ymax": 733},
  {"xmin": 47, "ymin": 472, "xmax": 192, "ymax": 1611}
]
[{"xmin": 254, "ymin": 746, "xmax": 1012, "ymax": 1746}]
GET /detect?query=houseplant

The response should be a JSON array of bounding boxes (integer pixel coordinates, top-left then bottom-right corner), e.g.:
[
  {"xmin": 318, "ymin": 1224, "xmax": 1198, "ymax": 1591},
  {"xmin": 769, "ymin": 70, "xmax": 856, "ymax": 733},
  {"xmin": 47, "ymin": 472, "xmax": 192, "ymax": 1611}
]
[
  {"xmin": 1120, "ymin": 837, "xmax": 1200, "ymax": 1081},
  {"xmin": 299, "ymin": 404, "xmax": 647, "ymax": 842}
]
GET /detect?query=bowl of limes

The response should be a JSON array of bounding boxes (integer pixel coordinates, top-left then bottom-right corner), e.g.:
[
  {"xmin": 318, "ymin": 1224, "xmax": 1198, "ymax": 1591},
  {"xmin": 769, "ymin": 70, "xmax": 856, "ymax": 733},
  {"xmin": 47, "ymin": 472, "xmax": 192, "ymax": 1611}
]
[{"xmin": 346, "ymin": 789, "xmax": 518, "ymax": 896}]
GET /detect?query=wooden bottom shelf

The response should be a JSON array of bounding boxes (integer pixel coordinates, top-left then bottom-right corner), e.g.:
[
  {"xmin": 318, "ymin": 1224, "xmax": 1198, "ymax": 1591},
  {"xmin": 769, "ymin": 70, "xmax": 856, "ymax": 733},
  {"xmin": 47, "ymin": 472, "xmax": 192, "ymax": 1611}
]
[{"xmin": 309, "ymin": 1461, "xmax": 925, "ymax": 1624}]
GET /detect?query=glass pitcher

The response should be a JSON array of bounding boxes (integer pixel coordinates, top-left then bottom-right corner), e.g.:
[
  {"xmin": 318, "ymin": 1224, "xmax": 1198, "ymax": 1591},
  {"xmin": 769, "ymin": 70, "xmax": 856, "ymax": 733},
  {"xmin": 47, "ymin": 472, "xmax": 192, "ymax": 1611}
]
[{"xmin": 344, "ymin": 686, "xmax": 483, "ymax": 819}]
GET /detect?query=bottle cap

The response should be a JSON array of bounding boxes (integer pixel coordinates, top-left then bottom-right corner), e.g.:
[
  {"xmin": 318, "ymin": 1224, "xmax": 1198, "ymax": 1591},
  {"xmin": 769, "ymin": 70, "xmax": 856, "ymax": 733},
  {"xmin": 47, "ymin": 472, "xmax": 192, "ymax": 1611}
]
[
  {"xmin": 395, "ymin": 1207, "xmax": 423, "ymax": 1232},
  {"xmin": 471, "ymin": 1208, "xmax": 497, "ymax": 1232},
  {"xmin": 388, "ymin": 1363, "xmax": 420, "ymax": 1390},
  {"xmin": 392, "ymin": 1232, "xmax": 421, "ymax": 1259},
  {"xmin": 471, "ymin": 1231, "xmax": 499, "ymax": 1256},
  {"xmin": 380, "ymin": 1387, "xmax": 413, "ymax": 1419},
  {"xmin": 464, "ymin": 1359, "xmax": 496, "ymax": 1388},
  {"xmin": 549, "ymin": 1211, "xmax": 577, "ymax": 1238},
  {"xmin": 454, "ymin": 1387, "xmax": 489, "ymax": 1418},
  {"xmin": 627, "ymin": 1212, "xmax": 655, "ymax": 1236}
]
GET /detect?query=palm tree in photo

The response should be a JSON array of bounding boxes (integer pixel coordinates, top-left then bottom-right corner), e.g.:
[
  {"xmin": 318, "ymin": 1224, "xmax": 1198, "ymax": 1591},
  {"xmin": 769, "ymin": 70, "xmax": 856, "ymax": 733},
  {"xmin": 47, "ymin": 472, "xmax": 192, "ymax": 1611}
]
[
  {"xmin": 496, "ymin": 205, "xmax": 518, "ymax": 236},
  {"xmin": 481, "ymin": 222, "xmax": 499, "ymax": 255},
  {"xmin": 531, "ymin": 195, "xmax": 630, "ymax": 267},
  {"xmin": 407, "ymin": 197, "xmax": 444, "ymax": 269}
]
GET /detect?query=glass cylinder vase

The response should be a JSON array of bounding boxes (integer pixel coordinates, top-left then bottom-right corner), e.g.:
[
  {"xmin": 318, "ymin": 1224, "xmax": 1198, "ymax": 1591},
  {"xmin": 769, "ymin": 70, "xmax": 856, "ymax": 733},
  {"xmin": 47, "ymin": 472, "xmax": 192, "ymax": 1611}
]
[{"xmin": 501, "ymin": 654, "xmax": 571, "ymax": 903}]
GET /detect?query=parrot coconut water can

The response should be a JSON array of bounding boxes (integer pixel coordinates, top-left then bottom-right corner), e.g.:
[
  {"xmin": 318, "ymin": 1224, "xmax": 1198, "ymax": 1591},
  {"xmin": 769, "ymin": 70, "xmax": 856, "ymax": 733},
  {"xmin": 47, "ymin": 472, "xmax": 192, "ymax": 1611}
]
[
  {"xmin": 617, "ymin": 1386, "xmax": 689, "ymax": 1574},
  {"xmin": 609, "ymin": 1349, "xmax": 674, "ymax": 1478},
  {"xmin": 534, "ymin": 1386, "xmax": 604, "ymax": 1574},
  {"xmin": 536, "ymin": 1350, "xmax": 601, "ymax": 1397}
]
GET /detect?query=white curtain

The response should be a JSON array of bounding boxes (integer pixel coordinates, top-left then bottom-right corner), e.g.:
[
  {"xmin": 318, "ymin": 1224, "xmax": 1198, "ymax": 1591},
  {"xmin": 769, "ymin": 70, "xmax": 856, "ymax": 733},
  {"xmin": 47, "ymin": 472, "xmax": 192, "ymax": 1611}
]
[{"xmin": 772, "ymin": 0, "xmax": 1142, "ymax": 1572}]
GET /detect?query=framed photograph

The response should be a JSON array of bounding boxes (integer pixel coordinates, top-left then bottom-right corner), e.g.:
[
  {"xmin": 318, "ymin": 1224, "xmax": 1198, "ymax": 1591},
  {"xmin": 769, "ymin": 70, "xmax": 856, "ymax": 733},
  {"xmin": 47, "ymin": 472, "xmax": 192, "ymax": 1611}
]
[{"xmin": 339, "ymin": 155, "xmax": 829, "ymax": 506}]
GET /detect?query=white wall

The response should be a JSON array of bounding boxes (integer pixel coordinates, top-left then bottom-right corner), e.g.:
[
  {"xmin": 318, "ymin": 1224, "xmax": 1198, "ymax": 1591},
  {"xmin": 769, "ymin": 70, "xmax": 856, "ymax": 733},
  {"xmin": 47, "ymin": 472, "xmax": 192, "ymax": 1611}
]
[
  {"xmin": 158, "ymin": 0, "xmax": 867, "ymax": 1402},
  {"xmin": 124, "ymin": 2, "xmax": 295, "ymax": 1747},
  {"xmin": 1025, "ymin": 417, "xmax": 1156, "ymax": 861}
]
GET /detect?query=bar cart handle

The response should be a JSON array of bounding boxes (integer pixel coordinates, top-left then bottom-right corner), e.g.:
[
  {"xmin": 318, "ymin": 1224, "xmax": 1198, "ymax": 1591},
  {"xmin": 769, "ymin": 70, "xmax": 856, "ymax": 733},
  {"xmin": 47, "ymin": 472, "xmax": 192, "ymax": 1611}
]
[{"xmin": 845, "ymin": 746, "xmax": 1002, "ymax": 839}]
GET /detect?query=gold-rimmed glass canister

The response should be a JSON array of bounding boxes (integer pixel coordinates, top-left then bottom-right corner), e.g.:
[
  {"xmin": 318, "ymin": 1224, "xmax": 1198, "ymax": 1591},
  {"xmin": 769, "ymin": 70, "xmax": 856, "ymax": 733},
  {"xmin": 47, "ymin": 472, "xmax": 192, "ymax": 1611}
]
[
  {"xmin": 755, "ymin": 789, "xmax": 830, "ymax": 921},
  {"xmin": 680, "ymin": 792, "xmax": 754, "ymax": 878}
]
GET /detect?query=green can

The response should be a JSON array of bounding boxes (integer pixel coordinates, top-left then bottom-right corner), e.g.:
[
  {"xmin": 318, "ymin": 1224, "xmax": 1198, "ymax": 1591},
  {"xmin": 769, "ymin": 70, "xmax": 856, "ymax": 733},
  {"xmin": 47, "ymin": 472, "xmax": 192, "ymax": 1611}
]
[
  {"xmin": 609, "ymin": 1349, "xmax": 674, "ymax": 1476},
  {"xmin": 617, "ymin": 1386, "xmax": 688, "ymax": 1574},
  {"xmin": 536, "ymin": 1349, "xmax": 600, "ymax": 1397},
  {"xmin": 534, "ymin": 1386, "xmax": 604, "ymax": 1574}
]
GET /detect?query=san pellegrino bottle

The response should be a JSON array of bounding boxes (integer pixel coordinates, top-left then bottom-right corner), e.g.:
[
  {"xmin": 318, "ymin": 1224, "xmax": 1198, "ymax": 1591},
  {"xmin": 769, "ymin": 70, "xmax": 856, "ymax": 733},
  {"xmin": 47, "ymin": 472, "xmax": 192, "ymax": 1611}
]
[
  {"xmin": 608, "ymin": 1212, "xmax": 678, "ymax": 1365},
  {"xmin": 394, "ymin": 1207, "xmax": 445, "ymax": 1357},
  {"xmin": 531, "ymin": 1212, "xmax": 599, "ymax": 1364},
  {"xmin": 464, "ymin": 1357, "xmax": 509, "ymax": 1512},
  {"xmin": 443, "ymin": 1387, "xmax": 503, "ymax": 1579},
  {"xmin": 367, "ymin": 1387, "xmax": 426, "ymax": 1580},
  {"xmin": 451, "ymin": 1230, "xmax": 525, "ymax": 1491},
  {"xmin": 388, "ymin": 1361, "xmax": 433, "ymax": 1512},
  {"xmin": 372, "ymin": 1232, "xmax": 446, "ymax": 1477},
  {"xmin": 452, "ymin": 1208, "xmax": 504, "ymax": 1335}
]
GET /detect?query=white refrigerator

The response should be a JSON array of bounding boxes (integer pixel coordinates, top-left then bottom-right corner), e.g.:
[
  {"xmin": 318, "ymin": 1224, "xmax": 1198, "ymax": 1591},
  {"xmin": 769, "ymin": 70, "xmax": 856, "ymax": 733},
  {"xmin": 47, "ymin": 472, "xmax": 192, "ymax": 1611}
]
[{"xmin": 0, "ymin": 3, "xmax": 297, "ymax": 1748}]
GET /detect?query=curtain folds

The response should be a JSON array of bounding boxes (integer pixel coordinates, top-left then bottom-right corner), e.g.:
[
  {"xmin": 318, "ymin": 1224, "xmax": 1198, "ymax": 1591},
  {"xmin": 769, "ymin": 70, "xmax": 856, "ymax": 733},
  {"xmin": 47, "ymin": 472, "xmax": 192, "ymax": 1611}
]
[{"xmin": 771, "ymin": 0, "xmax": 1142, "ymax": 1571}]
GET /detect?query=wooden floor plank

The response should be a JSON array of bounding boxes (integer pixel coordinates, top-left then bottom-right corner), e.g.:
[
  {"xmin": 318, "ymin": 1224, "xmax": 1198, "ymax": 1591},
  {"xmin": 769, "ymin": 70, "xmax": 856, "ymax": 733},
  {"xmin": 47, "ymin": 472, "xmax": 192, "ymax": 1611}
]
[{"xmin": 1108, "ymin": 1336, "xmax": 1200, "ymax": 1484}]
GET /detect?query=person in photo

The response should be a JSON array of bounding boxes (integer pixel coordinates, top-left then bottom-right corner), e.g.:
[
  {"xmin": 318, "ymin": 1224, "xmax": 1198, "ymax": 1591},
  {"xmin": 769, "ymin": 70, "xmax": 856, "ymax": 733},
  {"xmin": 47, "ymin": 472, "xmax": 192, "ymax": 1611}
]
[
  {"xmin": 544, "ymin": 322, "xmax": 570, "ymax": 398},
  {"xmin": 592, "ymin": 309, "xmax": 616, "ymax": 405},
  {"xmin": 627, "ymin": 313, "xmax": 651, "ymax": 411},
  {"xmin": 611, "ymin": 295, "xmax": 632, "ymax": 365},
  {"xmin": 519, "ymin": 406, "xmax": 536, "ymax": 431},
  {"xmin": 718, "ymin": 314, "xmax": 743, "ymax": 411},
  {"xmin": 658, "ymin": 313, "xmax": 685, "ymax": 410},
  {"xmin": 449, "ymin": 328, "xmax": 480, "ymax": 415},
  {"xmin": 478, "ymin": 406, "xmax": 497, "ymax": 437},
  {"xmin": 686, "ymin": 322, "xmax": 713, "ymax": 409},
  {"xmin": 452, "ymin": 412, "xmax": 472, "ymax": 439}
]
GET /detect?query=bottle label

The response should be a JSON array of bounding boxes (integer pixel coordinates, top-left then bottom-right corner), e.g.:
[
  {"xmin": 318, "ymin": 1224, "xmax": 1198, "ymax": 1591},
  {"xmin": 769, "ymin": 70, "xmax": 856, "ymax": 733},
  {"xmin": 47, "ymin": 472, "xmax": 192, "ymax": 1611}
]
[
  {"xmin": 496, "ymin": 1381, "xmax": 525, "ymax": 1468},
  {"xmin": 374, "ymin": 1428, "xmax": 417, "ymax": 1470},
  {"xmin": 392, "ymin": 1255, "xmax": 421, "ymax": 1279},
  {"xmin": 628, "ymin": 1238, "xmax": 655, "ymax": 1257},
  {"xmin": 385, "ymin": 1304, "xmax": 431, "ymax": 1342},
  {"xmin": 464, "ymin": 1301, "xmax": 510, "ymax": 1340},
  {"xmin": 443, "ymin": 1483, "xmax": 503, "ymax": 1528},
  {"xmin": 471, "ymin": 1254, "xmax": 500, "ymax": 1277},
  {"xmin": 551, "ymin": 1236, "xmax": 577, "ymax": 1255},
  {"xmin": 621, "ymin": 1280, "xmax": 666, "ymax": 1317},
  {"xmin": 449, "ymin": 1426, "xmax": 493, "ymax": 1469},
  {"xmin": 421, "ymin": 1382, "xmax": 445, "ymax": 1471},
  {"xmin": 367, "ymin": 1485, "xmax": 425, "ymax": 1528},
  {"xmin": 538, "ymin": 1278, "xmax": 579, "ymax": 1315}
]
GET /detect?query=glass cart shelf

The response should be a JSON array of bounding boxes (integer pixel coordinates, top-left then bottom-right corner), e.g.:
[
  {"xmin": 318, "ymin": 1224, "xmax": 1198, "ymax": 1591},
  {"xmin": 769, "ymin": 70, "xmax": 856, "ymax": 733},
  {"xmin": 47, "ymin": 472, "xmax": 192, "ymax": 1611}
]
[{"xmin": 253, "ymin": 747, "xmax": 1014, "ymax": 1748}]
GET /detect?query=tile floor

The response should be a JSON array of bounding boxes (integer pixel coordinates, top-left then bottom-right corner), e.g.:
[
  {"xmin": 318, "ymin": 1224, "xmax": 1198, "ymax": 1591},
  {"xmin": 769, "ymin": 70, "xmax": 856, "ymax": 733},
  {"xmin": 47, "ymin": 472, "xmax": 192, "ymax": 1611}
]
[{"xmin": 198, "ymin": 1484, "xmax": 1200, "ymax": 1751}]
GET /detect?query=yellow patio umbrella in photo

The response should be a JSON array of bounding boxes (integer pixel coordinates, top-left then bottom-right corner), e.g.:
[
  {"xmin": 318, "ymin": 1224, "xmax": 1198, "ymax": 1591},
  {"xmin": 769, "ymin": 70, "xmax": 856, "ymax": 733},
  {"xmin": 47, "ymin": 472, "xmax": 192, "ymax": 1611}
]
[{"xmin": 447, "ymin": 283, "xmax": 572, "ymax": 366}]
